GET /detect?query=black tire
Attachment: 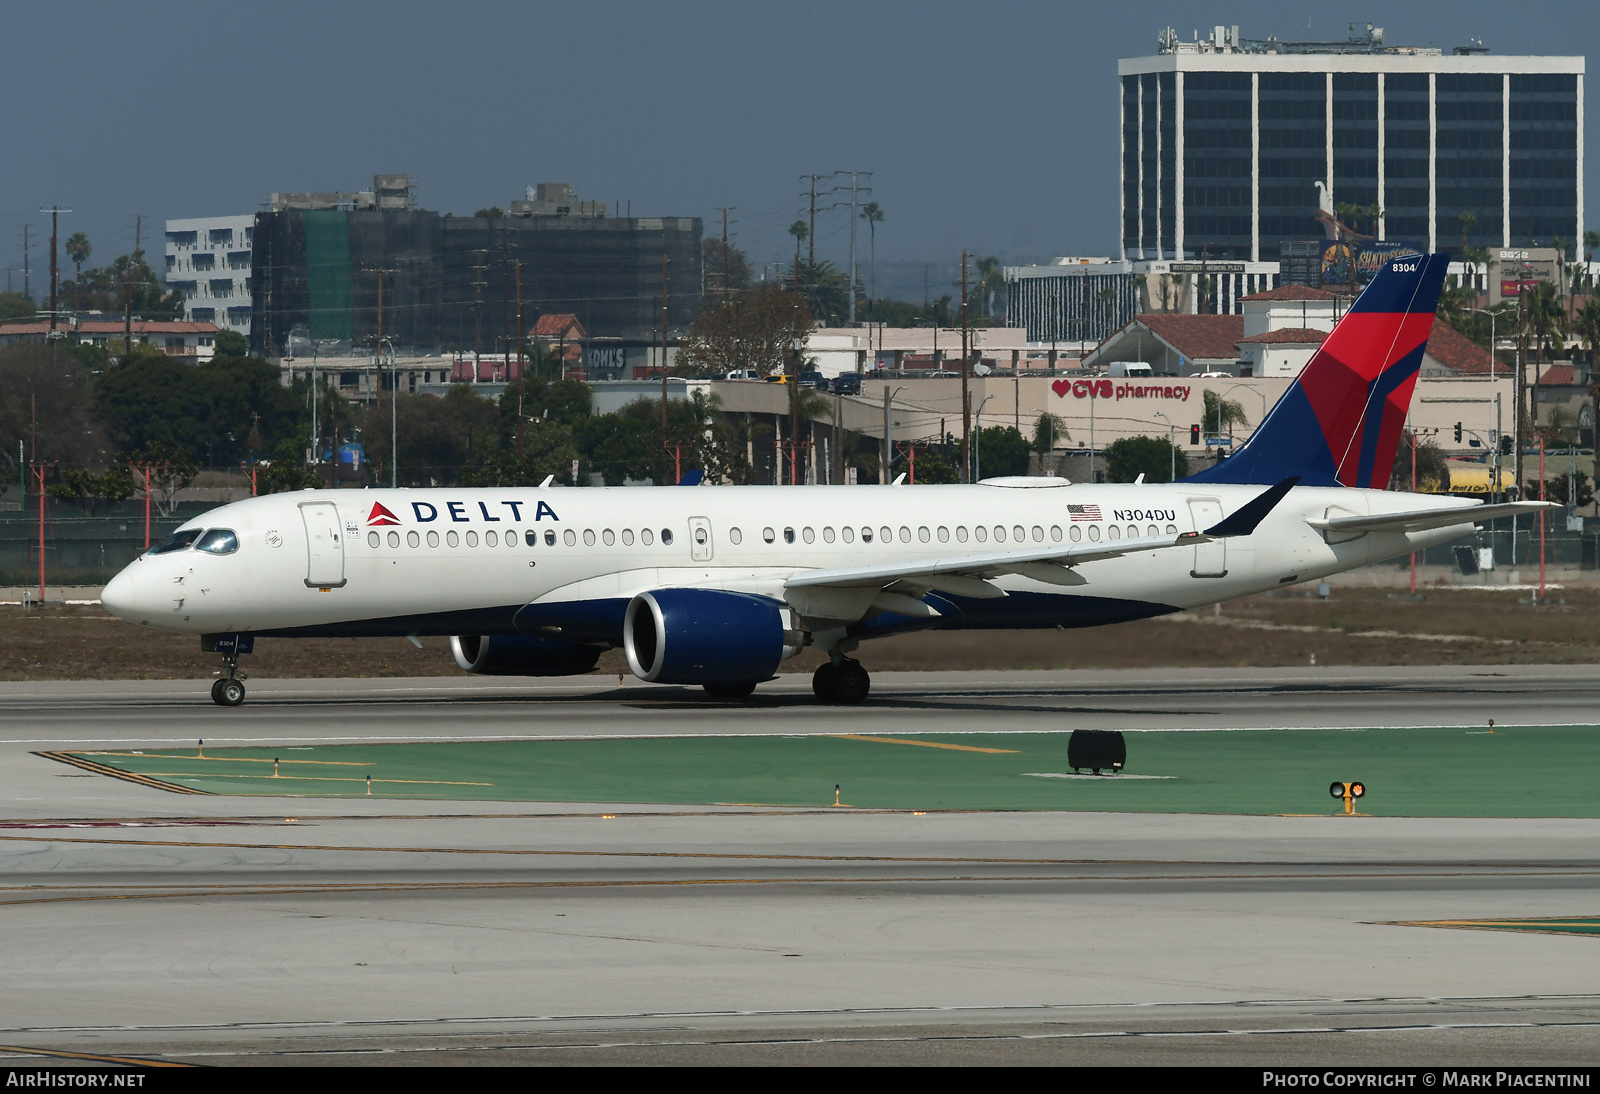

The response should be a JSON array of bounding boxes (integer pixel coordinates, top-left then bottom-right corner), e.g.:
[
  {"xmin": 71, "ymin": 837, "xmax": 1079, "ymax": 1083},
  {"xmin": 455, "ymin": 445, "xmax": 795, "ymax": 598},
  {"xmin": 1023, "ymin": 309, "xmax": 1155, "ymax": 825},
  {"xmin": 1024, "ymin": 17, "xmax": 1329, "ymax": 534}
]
[
  {"xmin": 210, "ymin": 679, "xmax": 226, "ymax": 705},
  {"xmin": 218, "ymin": 679, "xmax": 246, "ymax": 707},
  {"xmin": 833, "ymin": 661, "xmax": 870, "ymax": 705},
  {"xmin": 812, "ymin": 662, "xmax": 839, "ymax": 703},
  {"xmin": 703, "ymin": 681, "xmax": 757, "ymax": 700}
]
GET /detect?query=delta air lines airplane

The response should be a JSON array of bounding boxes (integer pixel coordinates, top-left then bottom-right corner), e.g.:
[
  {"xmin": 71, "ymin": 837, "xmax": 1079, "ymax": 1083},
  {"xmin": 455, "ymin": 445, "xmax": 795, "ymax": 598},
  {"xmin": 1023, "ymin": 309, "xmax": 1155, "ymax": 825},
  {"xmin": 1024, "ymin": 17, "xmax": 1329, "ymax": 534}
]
[{"xmin": 101, "ymin": 254, "xmax": 1551, "ymax": 706}]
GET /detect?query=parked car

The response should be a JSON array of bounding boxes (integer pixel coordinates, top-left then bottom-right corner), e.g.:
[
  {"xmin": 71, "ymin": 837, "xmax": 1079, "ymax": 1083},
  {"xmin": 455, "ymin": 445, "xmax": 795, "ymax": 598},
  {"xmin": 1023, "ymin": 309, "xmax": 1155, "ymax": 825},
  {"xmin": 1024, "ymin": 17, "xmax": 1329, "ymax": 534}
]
[
  {"xmin": 831, "ymin": 373, "xmax": 862, "ymax": 395},
  {"xmin": 723, "ymin": 369, "xmax": 760, "ymax": 380},
  {"xmin": 797, "ymin": 371, "xmax": 828, "ymax": 389}
]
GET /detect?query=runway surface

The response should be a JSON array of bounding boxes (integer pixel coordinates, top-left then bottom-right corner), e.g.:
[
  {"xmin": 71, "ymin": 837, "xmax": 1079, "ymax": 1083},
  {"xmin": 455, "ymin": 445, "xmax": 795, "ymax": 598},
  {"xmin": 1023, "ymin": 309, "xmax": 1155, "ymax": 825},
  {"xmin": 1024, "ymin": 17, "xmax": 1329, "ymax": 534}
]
[{"xmin": 2, "ymin": 666, "xmax": 1599, "ymax": 1066}]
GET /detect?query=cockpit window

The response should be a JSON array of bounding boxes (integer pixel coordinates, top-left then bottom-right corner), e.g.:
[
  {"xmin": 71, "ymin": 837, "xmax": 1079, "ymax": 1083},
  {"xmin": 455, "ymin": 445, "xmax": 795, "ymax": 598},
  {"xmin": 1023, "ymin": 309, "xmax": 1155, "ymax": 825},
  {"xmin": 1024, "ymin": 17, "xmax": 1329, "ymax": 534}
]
[
  {"xmin": 195, "ymin": 529, "xmax": 240, "ymax": 555},
  {"xmin": 149, "ymin": 529, "xmax": 203, "ymax": 555}
]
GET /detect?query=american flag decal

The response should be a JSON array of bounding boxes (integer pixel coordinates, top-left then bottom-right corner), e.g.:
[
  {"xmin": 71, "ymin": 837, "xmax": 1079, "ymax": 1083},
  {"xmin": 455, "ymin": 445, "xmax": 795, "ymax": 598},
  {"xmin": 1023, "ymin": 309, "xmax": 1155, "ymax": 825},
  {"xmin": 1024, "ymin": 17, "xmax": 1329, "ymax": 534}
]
[{"xmin": 1067, "ymin": 504, "xmax": 1101, "ymax": 521}]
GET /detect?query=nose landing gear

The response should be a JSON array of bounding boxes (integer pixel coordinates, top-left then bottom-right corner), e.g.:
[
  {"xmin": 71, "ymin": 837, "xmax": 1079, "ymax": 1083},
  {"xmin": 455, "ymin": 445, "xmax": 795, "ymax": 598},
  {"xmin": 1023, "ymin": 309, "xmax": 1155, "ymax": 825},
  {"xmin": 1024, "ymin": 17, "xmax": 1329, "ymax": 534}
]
[
  {"xmin": 812, "ymin": 657, "xmax": 870, "ymax": 705},
  {"xmin": 202, "ymin": 634, "xmax": 254, "ymax": 707},
  {"xmin": 210, "ymin": 675, "xmax": 246, "ymax": 707}
]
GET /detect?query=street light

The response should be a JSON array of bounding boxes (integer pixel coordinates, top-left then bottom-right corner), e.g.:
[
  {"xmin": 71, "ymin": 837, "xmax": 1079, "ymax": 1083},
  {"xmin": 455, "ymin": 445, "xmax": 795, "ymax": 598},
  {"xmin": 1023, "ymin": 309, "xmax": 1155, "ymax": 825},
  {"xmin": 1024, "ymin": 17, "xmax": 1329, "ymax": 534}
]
[
  {"xmin": 1221, "ymin": 383, "xmax": 1268, "ymax": 441},
  {"xmin": 1153, "ymin": 411, "xmax": 1176, "ymax": 482},
  {"xmin": 973, "ymin": 394, "xmax": 995, "ymax": 481}
]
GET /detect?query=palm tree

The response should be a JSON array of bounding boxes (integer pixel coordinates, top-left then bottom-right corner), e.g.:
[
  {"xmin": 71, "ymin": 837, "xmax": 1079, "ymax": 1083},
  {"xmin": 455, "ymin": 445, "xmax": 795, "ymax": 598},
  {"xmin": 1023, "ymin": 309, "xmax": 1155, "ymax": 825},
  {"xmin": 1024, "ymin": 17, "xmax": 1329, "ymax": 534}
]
[
  {"xmin": 1552, "ymin": 237, "xmax": 1571, "ymax": 320},
  {"xmin": 859, "ymin": 202, "xmax": 884, "ymax": 302},
  {"xmin": 1202, "ymin": 389, "xmax": 1250, "ymax": 444},
  {"xmin": 65, "ymin": 231, "xmax": 91, "ymax": 315},
  {"xmin": 1584, "ymin": 230, "xmax": 1600, "ymax": 294},
  {"xmin": 1097, "ymin": 285, "xmax": 1120, "ymax": 339},
  {"xmin": 787, "ymin": 220, "xmax": 808, "ymax": 265},
  {"xmin": 1527, "ymin": 280, "xmax": 1566, "ymax": 364},
  {"xmin": 974, "ymin": 256, "xmax": 1004, "ymax": 323}
]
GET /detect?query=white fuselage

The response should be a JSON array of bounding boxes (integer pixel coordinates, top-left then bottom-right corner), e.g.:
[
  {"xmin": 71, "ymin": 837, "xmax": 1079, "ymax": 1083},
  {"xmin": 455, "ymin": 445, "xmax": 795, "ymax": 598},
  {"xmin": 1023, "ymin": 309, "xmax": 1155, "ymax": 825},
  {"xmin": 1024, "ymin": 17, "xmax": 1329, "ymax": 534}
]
[{"xmin": 101, "ymin": 480, "xmax": 1477, "ymax": 642}]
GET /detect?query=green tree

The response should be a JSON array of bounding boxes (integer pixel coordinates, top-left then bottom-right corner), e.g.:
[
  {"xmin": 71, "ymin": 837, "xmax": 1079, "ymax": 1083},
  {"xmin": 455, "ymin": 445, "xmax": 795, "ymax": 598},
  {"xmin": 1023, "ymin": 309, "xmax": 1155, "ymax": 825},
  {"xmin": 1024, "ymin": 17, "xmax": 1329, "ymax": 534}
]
[
  {"xmin": 63, "ymin": 252, "xmax": 183, "ymax": 319},
  {"xmin": 679, "ymin": 283, "xmax": 812, "ymax": 377},
  {"xmin": 0, "ymin": 292, "xmax": 37, "ymax": 321},
  {"xmin": 784, "ymin": 259, "xmax": 849, "ymax": 324},
  {"xmin": 1525, "ymin": 280, "xmax": 1567, "ymax": 363},
  {"xmin": 1202, "ymin": 389, "xmax": 1249, "ymax": 439},
  {"xmin": 787, "ymin": 219, "xmax": 808, "ymax": 262},
  {"xmin": 0, "ymin": 342, "xmax": 108, "ymax": 480},
  {"xmin": 46, "ymin": 467, "xmax": 135, "ymax": 515},
  {"xmin": 474, "ymin": 207, "xmax": 504, "ymax": 219},
  {"xmin": 1390, "ymin": 432, "xmax": 1450, "ymax": 492},
  {"xmin": 1584, "ymin": 230, "xmax": 1600, "ymax": 293},
  {"xmin": 65, "ymin": 232, "xmax": 91, "ymax": 313},
  {"xmin": 908, "ymin": 448, "xmax": 959, "ymax": 484},
  {"xmin": 974, "ymin": 255, "xmax": 1004, "ymax": 323},
  {"xmin": 702, "ymin": 237, "xmax": 751, "ymax": 293},
  {"xmin": 1030, "ymin": 412, "xmax": 1069, "ymax": 455},
  {"xmin": 859, "ymin": 201, "xmax": 884, "ymax": 300},
  {"xmin": 1104, "ymin": 435, "xmax": 1188, "ymax": 483},
  {"xmin": 119, "ymin": 441, "xmax": 199, "ymax": 516},
  {"xmin": 213, "ymin": 329, "xmax": 249, "ymax": 358},
  {"xmin": 96, "ymin": 355, "xmax": 302, "ymax": 466},
  {"xmin": 971, "ymin": 425, "xmax": 1029, "ymax": 478}
]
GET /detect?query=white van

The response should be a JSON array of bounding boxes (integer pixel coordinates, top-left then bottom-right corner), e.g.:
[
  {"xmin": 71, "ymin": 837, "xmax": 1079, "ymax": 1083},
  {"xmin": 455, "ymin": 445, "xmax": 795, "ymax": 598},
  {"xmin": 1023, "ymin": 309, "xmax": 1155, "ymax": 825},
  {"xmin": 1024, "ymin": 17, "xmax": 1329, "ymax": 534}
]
[{"xmin": 1107, "ymin": 361, "xmax": 1154, "ymax": 377}]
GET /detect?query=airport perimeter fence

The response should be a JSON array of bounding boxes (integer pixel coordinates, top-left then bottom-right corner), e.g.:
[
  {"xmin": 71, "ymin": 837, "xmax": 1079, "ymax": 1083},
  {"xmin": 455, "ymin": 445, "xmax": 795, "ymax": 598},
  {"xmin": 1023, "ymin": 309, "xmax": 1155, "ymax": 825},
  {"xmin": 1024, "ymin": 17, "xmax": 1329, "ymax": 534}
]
[{"xmin": 0, "ymin": 508, "xmax": 202, "ymax": 587}]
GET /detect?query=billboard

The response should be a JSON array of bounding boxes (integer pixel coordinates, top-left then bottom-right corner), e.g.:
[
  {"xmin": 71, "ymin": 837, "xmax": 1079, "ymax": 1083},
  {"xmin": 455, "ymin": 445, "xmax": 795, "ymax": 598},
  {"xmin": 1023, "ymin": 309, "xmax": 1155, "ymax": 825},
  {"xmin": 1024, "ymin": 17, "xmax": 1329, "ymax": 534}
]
[{"xmin": 1320, "ymin": 241, "xmax": 1424, "ymax": 286}]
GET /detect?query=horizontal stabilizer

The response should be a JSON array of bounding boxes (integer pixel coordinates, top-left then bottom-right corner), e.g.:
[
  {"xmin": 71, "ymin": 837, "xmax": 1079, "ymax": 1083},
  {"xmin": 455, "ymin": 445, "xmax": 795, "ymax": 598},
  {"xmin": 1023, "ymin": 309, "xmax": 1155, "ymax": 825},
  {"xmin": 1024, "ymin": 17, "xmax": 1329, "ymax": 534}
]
[{"xmin": 1307, "ymin": 500, "xmax": 1560, "ymax": 536}]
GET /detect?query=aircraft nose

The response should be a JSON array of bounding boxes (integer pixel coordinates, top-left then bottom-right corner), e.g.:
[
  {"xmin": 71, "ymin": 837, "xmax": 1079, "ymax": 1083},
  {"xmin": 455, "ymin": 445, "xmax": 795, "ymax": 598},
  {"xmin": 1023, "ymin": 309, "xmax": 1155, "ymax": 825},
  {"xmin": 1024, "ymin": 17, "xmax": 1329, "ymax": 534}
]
[{"xmin": 101, "ymin": 566, "xmax": 141, "ymax": 621}]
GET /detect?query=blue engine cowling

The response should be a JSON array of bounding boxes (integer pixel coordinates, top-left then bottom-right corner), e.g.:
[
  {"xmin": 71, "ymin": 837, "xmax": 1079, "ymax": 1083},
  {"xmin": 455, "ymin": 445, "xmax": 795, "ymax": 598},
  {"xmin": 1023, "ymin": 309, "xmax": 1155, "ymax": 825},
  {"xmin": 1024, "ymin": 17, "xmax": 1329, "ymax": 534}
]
[
  {"xmin": 450, "ymin": 634, "xmax": 603, "ymax": 676},
  {"xmin": 623, "ymin": 589, "xmax": 784, "ymax": 685}
]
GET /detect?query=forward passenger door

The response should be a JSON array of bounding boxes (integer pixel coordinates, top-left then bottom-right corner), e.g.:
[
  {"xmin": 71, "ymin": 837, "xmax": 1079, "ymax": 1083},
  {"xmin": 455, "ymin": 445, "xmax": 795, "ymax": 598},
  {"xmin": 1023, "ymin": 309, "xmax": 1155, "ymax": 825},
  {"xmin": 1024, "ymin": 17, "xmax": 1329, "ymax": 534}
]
[{"xmin": 299, "ymin": 501, "xmax": 347, "ymax": 588}]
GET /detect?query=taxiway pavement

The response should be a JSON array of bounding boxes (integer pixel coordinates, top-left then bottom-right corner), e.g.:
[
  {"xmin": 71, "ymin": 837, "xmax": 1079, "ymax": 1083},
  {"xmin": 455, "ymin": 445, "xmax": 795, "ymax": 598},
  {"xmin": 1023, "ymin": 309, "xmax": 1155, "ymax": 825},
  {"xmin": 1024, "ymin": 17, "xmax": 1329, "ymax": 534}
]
[{"xmin": 1, "ymin": 666, "xmax": 1597, "ymax": 1065}]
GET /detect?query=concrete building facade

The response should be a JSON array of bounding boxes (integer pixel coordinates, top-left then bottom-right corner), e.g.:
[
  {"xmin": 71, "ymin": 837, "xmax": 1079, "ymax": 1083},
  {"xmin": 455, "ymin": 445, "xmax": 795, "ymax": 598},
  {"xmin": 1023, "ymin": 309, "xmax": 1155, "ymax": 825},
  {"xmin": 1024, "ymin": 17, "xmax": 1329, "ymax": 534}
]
[
  {"xmin": 164, "ymin": 215, "xmax": 254, "ymax": 337},
  {"xmin": 1119, "ymin": 24, "xmax": 1583, "ymax": 262}
]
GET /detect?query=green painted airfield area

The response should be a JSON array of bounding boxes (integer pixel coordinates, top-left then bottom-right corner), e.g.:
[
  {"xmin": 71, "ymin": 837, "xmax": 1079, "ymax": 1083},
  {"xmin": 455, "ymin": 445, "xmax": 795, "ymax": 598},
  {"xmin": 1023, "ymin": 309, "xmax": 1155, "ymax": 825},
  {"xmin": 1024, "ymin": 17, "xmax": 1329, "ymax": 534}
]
[{"xmin": 57, "ymin": 724, "xmax": 1600, "ymax": 817}]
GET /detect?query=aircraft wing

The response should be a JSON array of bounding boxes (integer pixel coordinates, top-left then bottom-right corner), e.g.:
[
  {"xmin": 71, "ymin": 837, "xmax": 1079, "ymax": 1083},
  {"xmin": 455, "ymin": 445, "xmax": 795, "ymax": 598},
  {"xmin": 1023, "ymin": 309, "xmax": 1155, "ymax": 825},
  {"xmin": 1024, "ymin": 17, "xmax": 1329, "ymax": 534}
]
[
  {"xmin": 1306, "ymin": 500, "xmax": 1559, "ymax": 536},
  {"xmin": 786, "ymin": 478, "xmax": 1298, "ymax": 597}
]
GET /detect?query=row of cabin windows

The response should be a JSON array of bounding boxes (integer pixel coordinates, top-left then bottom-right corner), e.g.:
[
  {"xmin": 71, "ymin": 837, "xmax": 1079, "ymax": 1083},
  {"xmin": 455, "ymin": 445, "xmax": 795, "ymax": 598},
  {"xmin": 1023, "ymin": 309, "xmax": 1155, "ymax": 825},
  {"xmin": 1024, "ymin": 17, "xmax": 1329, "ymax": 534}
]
[
  {"xmin": 365, "ymin": 522, "xmax": 1185, "ymax": 552},
  {"xmin": 368, "ymin": 527, "xmax": 676, "ymax": 549}
]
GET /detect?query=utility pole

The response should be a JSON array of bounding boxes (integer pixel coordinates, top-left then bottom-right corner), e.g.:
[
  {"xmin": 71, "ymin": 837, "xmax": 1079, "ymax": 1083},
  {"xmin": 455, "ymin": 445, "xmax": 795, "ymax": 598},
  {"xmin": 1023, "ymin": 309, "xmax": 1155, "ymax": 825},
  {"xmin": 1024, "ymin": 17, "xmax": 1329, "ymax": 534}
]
[
  {"xmin": 471, "ymin": 249, "xmax": 489, "ymax": 379},
  {"xmin": 500, "ymin": 224, "xmax": 511, "ymax": 382},
  {"xmin": 960, "ymin": 250, "xmax": 971, "ymax": 482},
  {"xmin": 363, "ymin": 264, "xmax": 399, "ymax": 487},
  {"xmin": 799, "ymin": 174, "xmax": 826, "ymax": 289},
  {"xmin": 843, "ymin": 172, "xmax": 872, "ymax": 325},
  {"xmin": 882, "ymin": 385, "xmax": 892, "ymax": 482},
  {"xmin": 22, "ymin": 224, "xmax": 30, "ymax": 300},
  {"xmin": 124, "ymin": 214, "xmax": 141, "ymax": 361},
  {"xmin": 39, "ymin": 206, "xmax": 70, "ymax": 333},
  {"xmin": 660, "ymin": 254, "xmax": 670, "ymax": 430},
  {"xmin": 515, "ymin": 260, "xmax": 524, "ymax": 458},
  {"xmin": 714, "ymin": 207, "xmax": 736, "ymax": 296}
]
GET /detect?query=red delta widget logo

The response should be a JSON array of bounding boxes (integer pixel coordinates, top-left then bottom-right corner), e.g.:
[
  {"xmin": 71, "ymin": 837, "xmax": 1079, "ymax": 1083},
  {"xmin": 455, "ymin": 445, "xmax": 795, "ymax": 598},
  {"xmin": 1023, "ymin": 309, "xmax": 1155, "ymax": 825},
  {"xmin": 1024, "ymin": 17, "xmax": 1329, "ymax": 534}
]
[{"xmin": 366, "ymin": 502, "xmax": 402, "ymax": 526}]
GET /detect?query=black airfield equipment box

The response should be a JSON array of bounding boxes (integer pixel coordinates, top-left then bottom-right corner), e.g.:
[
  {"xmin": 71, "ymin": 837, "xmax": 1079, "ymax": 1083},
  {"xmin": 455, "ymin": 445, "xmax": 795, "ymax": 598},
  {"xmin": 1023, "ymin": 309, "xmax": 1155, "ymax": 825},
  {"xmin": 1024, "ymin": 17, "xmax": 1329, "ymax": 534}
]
[{"xmin": 1067, "ymin": 729, "xmax": 1126, "ymax": 775}]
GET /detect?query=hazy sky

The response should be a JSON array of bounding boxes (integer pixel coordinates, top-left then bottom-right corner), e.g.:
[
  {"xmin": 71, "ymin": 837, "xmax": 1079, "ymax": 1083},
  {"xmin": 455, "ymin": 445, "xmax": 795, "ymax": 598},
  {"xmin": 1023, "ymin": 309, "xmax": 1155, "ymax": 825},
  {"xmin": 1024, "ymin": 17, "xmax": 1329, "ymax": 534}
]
[{"xmin": 1, "ymin": 1, "xmax": 1594, "ymax": 298}]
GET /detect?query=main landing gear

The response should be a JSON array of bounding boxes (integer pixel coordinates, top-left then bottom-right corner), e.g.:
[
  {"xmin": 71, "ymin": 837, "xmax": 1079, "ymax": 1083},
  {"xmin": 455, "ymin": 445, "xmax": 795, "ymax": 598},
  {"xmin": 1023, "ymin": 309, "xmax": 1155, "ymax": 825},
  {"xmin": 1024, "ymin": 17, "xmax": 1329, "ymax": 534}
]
[{"xmin": 812, "ymin": 658, "xmax": 870, "ymax": 705}]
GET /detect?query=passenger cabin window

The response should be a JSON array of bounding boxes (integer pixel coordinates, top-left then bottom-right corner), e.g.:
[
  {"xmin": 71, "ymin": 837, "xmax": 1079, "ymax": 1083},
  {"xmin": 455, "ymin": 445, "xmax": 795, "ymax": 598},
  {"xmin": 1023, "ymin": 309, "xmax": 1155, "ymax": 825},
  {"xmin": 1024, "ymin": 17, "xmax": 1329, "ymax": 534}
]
[
  {"xmin": 763, "ymin": 527, "xmax": 775, "ymax": 543},
  {"xmin": 407, "ymin": 531, "xmax": 420, "ymax": 548},
  {"xmin": 526, "ymin": 529, "xmax": 538, "ymax": 546},
  {"xmin": 564, "ymin": 530, "xmax": 576, "ymax": 546},
  {"xmin": 784, "ymin": 527, "xmax": 795, "ymax": 544},
  {"xmin": 842, "ymin": 527, "xmax": 855, "ymax": 543},
  {"xmin": 956, "ymin": 527, "xmax": 968, "ymax": 543},
  {"xmin": 728, "ymin": 528, "xmax": 741, "ymax": 545},
  {"xmin": 447, "ymin": 530, "xmax": 459, "ymax": 547},
  {"xmin": 641, "ymin": 529, "xmax": 654, "ymax": 545},
  {"xmin": 661, "ymin": 528, "xmax": 673, "ymax": 545},
  {"xmin": 150, "ymin": 529, "xmax": 203, "ymax": 555},
  {"xmin": 582, "ymin": 530, "xmax": 595, "ymax": 546},
  {"xmin": 974, "ymin": 527, "xmax": 987, "ymax": 543},
  {"xmin": 546, "ymin": 529, "xmax": 557, "ymax": 546},
  {"xmin": 802, "ymin": 527, "xmax": 814, "ymax": 544},
  {"xmin": 194, "ymin": 529, "xmax": 238, "ymax": 555},
  {"xmin": 368, "ymin": 531, "xmax": 380, "ymax": 547},
  {"xmin": 603, "ymin": 530, "xmax": 615, "ymax": 546},
  {"xmin": 1069, "ymin": 525, "xmax": 1081, "ymax": 542},
  {"xmin": 623, "ymin": 529, "xmax": 636, "ymax": 545},
  {"xmin": 485, "ymin": 530, "xmax": 498, "ymax": 547},
  {"xmin": 428, "ymin": 531, "xmax": 440, "ymax": 547},
  {"xmin": 861, "ymin": 527, "xmax": 873, "ymax": 542},
  {"xmin": 388, "ymin": 531, "xmax": 402, "ymax": 547}
]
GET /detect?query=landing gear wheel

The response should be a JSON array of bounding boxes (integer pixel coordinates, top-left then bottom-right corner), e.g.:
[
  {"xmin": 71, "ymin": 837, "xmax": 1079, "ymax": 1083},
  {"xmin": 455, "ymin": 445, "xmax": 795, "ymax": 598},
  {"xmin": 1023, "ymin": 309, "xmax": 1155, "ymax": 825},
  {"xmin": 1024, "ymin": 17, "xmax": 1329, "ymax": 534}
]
[
  {"xmin": 214, "ymin": 678, "xmax": 246, "ymax": 707},
  {"xmin": 703, "ymin": 681, "xmax": 757, "ymax": 700},
  {"xmin": 812, "ymin": 662, "xmax": 839, "ymax": 702},
  {"xmin": 832, "ymin": 661, "xmax": 870, "ymax": 705}
]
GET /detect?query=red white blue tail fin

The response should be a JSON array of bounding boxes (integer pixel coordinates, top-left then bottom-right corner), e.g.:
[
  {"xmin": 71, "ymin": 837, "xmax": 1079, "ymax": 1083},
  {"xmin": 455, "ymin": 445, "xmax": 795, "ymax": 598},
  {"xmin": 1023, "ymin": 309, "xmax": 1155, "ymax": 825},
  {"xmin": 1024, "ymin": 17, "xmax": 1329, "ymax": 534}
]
[{"xmin": 1186, "ymin": 253, "xmax": 1448, "ymax": 488}]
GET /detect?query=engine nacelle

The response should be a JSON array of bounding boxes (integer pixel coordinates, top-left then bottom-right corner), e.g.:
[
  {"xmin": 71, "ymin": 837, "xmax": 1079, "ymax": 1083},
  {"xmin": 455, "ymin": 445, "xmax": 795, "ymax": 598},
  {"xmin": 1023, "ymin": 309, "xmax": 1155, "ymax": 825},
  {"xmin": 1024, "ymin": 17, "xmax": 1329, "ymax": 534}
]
[
  {"xmin": 450, "ymin": 634, "xmax": 603, "ymax": 676},
  {"xmin": 623, "ymin": 589, "xmax": 785, "ymax": 685}
]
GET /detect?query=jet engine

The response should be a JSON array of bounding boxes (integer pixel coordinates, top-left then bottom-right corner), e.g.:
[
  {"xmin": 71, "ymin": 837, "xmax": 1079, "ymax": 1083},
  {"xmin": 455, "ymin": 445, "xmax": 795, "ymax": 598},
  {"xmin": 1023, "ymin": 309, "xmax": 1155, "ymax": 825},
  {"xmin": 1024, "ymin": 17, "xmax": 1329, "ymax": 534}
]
[
  {"xmin": 450, "ymin": 634, "xmax": 604, "ymax": 676},
  {"xmin": 622, "ymin": 589, "xmax": 787, "ymax": 685}
]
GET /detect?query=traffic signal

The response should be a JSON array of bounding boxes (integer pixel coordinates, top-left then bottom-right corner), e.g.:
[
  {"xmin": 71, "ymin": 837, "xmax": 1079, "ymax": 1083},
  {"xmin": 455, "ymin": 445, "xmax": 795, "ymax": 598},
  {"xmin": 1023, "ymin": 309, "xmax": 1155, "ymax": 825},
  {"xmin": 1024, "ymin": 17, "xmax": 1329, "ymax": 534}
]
[
  {"xmin": 1454, "ymin": 422, "xmax": 1463, "ymax": 443},
  {"xmin": 1190, "ymin": 424, "xmax": 1200, "ymax": 445},
  {"xmin": 1500, "ymin": 435, "xmax": 1513, "ymax": 455}
]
